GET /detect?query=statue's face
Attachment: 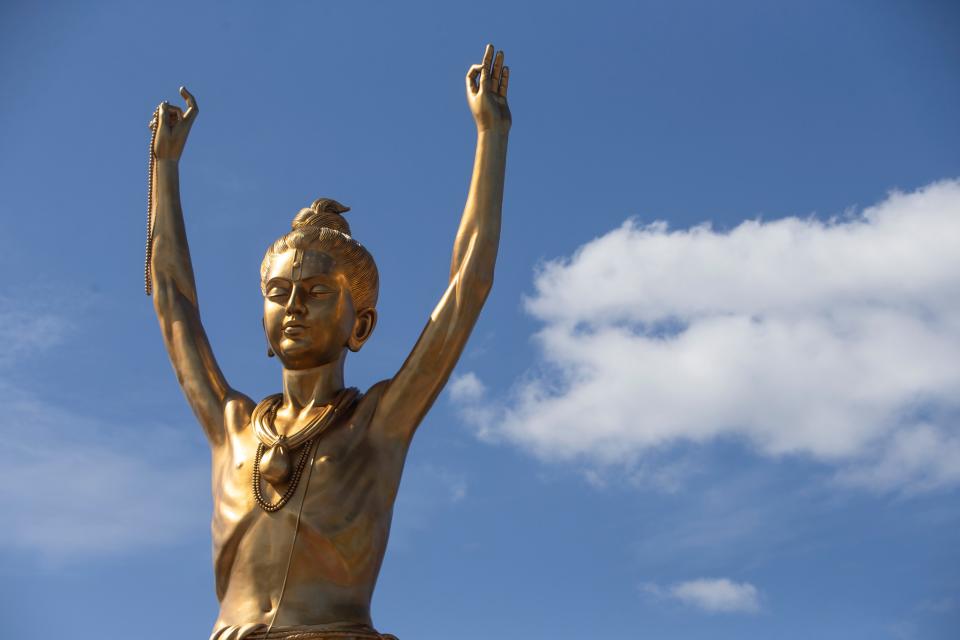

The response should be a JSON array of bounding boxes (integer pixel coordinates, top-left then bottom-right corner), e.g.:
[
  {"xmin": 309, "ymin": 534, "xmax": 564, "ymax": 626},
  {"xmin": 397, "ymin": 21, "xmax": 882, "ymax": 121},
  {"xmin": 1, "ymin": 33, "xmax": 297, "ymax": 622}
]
[{"xmin": 262, "ymin": 248, "xmax": 374, "ymax": 369}]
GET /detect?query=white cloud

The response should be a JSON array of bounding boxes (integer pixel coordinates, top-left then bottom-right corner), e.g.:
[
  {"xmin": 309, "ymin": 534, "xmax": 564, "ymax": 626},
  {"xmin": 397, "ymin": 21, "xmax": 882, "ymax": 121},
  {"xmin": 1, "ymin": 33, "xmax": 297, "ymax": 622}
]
[
  {"xmin": 655, "ymin": 578, "xmax": 761, "ymax": 613},
  {"xmin": 448, "ymin": 372, "xmax": 487, "ymax": 402},
  {"xmin": 0, "ymin": 301, "xmax": 209, "ymax": 559},
  {"xmin": 0, "ymin": 384, "xmax": 209, "ymax": 559},
  {"xmin": 0, "ymin": 305, "xmax": 71, "ymax": 367},
  {"xmin": 837, "ymin": 423, "xmax": 960, "ymax": 492},
  {"xmin": 460, "ymin": 179, "xmax": 960, "ymax": 492}
]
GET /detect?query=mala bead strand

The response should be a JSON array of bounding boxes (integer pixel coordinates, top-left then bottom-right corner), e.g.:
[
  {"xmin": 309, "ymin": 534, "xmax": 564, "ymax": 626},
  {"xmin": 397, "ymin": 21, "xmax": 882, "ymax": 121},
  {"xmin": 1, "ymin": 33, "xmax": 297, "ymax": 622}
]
[{"xmin": 145, "ymin": 106, "xmax": 160, "ymax": 296}]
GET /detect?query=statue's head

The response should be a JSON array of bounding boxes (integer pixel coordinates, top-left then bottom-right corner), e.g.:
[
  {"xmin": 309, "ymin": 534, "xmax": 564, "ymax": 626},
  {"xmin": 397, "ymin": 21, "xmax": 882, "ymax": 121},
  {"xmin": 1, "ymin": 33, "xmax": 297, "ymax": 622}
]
[{"xmin": 260, "ymin": 198, "xmax": 379, "ymax": 370}]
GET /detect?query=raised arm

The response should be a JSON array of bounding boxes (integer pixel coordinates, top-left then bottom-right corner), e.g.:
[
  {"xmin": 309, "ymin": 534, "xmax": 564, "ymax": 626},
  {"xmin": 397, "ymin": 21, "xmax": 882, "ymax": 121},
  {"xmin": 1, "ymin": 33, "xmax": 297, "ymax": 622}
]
[
  {"xmin": 373, "ymin": 45, "xmax": 511, "ymax": 441},
  {"xmin": 149, "ymin": 88, "xmax": 245, "ymax": 446}
]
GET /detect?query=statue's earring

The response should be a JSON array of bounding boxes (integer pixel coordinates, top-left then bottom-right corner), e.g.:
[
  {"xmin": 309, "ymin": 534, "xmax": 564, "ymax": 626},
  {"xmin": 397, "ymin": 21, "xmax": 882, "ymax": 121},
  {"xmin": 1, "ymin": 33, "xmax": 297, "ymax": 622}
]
[{"xmin": 267, "ymin": 346, "xmax": 275, "ymax": 358}]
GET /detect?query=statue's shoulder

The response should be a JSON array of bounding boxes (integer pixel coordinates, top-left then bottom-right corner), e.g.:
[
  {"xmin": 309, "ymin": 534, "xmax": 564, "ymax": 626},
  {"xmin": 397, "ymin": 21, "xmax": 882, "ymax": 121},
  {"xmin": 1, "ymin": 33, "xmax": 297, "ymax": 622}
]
[
  {"xmin": 363, "ymin": 379, "xmax": 391, "ymax": 402},
  {"xmin": 351, "ymin": 380, "xmax": 390, "ymax": 424},
  {"xmin": 224, "ymin": 391, "xmax": 256, "ymax": 434},
  {"xmin": 353, "ymin": 379, "xmax": 420, "ymax": 453}
]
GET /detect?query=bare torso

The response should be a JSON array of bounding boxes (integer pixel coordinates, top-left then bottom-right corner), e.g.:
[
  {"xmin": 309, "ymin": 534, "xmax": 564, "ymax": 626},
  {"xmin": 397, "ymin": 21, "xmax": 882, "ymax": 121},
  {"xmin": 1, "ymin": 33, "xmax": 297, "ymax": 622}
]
[{"xmin": 211, "ymin": 385, "xmax": 404, "ymax": 631}]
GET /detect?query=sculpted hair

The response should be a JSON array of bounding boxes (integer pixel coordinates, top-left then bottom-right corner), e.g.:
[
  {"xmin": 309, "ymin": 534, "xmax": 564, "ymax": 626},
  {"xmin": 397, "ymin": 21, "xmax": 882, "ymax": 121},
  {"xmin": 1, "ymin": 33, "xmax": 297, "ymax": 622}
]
[{"xmin": 260, "ymin": 198, "xmax": 379, "ymax": 311}]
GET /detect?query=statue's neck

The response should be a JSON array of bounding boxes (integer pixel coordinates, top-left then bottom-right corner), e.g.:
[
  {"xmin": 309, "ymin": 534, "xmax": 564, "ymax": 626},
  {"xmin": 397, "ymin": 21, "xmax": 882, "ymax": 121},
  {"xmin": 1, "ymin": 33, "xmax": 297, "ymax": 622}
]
[{"xmin": 280, "ymin": 356, "xmax": 346, "ymax": 420}]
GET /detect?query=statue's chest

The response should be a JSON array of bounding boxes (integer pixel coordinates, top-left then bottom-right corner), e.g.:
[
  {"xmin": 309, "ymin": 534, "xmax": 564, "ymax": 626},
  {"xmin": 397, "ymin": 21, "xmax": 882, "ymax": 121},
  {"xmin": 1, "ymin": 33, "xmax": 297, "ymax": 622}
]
[{"xmin": 214, "ymin": 420, "xmax": 387, "ymax": 538}]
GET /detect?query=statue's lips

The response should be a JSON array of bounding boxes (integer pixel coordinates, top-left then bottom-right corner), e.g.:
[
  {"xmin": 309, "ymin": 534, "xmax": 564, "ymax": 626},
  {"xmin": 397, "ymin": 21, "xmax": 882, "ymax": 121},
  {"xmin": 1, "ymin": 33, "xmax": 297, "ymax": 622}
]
[{"xmin": 282, "ymin": 323, "xmax": 307, "ymax": 337}]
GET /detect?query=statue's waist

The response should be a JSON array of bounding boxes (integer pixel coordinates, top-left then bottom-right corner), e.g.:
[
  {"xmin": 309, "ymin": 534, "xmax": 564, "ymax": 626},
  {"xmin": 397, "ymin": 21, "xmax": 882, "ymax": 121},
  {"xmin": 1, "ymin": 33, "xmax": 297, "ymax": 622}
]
[
  {"xmin": 213, "ymin": 507, "xmax": 391, "ymax": 601},
  {"xmin": 211, "ymin": 623, "xmax": 397, "ymax": 640}
]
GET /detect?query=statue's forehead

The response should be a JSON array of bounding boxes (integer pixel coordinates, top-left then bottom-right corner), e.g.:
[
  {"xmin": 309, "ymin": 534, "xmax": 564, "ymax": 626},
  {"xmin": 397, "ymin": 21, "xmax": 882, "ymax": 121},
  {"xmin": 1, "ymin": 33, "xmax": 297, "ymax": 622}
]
[{"xmin": 267, "ymin": 249, "xmax": 338, "ymax": 281}]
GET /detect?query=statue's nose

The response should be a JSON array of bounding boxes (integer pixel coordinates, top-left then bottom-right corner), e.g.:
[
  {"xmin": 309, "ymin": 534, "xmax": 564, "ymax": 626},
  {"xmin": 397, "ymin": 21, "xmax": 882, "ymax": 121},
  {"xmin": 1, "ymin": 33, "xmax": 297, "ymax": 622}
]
[{"xmin": 285, "ymin": 286, "xmax": 307, "ymax": 315}]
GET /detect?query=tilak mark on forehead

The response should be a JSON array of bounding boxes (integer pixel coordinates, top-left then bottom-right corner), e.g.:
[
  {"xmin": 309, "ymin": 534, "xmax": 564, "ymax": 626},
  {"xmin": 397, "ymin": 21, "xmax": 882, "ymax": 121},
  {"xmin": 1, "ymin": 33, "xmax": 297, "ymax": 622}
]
[{"xmin": 292, "ymin": 249, "xmax": 303, "ymax": 281}]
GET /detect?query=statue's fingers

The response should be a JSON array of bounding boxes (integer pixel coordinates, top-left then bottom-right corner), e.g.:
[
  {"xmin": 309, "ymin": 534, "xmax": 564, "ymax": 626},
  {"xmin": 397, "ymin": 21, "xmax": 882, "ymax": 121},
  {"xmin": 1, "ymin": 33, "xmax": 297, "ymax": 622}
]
[
  {"xmin": 498, "ymin": 66, "xmax": 510, "ymax": 97},
  {"xmin": 466, "ymin": 64, "xmax": 483, "ymax": 94},
  {"xmin": 164, "ymin": 103, "xmax": 184, "ymax": 128},
  {"xmin": 160, "ymin": 101, "xmax": 184, "ymax": 118},
  {"xmin": 180, "ymin": 86, "xmax": 199, "ymax": 122},
  {"xmin": 479, "ymin": 44, "xmax": 494, "ymax": 87},
  {"xmin": 157, "ymin": 101, "xmax": 171, "ymax": 127},
  {"xmin": 491, "ymin": 50, "xmax": 504, "ymax": 92}
]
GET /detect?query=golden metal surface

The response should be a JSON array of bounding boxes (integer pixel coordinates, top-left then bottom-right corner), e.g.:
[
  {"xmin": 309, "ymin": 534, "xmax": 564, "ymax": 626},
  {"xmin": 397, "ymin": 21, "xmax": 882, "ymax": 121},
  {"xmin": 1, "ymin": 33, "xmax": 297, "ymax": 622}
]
[{"xmin": 148, "ymin": 45, "xmax": 510, "ymax": 639}]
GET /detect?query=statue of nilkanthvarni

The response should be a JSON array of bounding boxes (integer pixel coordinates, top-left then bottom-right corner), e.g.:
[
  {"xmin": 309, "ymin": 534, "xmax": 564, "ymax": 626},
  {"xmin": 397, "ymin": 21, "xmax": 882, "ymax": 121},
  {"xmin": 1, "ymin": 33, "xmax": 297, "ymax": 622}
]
[{"xmin": 147, "ymin": 44, "xmax": 510, "ymax": 640}]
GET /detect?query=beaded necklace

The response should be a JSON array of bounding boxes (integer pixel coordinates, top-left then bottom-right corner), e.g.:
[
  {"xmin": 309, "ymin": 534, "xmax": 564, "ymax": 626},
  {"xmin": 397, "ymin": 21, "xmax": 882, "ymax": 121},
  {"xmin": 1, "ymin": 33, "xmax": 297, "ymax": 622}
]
[{"xmin": 251, "ymin": 388, "xmax": 357, "ymax": 512}]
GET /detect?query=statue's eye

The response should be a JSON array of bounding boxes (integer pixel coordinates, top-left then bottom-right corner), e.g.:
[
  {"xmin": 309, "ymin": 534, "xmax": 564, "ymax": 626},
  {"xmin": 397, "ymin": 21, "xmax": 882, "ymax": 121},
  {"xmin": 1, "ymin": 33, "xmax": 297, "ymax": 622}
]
[
  {"xmin": 266, "ymin": 286, "xmax": 289, "ymax": 300},
  {"xmin": 310, "ymin": 285, "xmax": 335, "ymax": 297}
]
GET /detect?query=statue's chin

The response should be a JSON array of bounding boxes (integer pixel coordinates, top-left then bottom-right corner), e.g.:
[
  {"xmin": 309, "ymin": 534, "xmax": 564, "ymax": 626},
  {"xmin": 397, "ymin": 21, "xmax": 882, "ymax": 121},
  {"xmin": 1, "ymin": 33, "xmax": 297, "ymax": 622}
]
[{"xmin": 276, "ymin": 347, "xmax": 346, "ymax": 371}]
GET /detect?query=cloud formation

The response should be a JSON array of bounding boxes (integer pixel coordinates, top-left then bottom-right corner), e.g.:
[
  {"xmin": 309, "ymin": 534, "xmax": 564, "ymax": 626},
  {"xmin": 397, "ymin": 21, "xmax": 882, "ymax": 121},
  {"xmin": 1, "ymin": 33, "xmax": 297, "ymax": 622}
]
[
  {"xmin": 644, "ymin": 578, "xmax": 761, "ymax": 613},
  {"xmin": 460, "ymin": 180, "xmax": 960, "ymax": 492},
  {"xmin": 0, "ymin": 302, "xmax": 72, "ymax": 367},
  {"xmin": 448, "ymin": 372, "xmax": 487, "ymax": 403},
  {"xmin": 1, "ymin": 386, "xmax": 209, "ymax": 557},
  {"xmin": 0, "ymin": 305, "xmax": 209, "ymax": 559}
]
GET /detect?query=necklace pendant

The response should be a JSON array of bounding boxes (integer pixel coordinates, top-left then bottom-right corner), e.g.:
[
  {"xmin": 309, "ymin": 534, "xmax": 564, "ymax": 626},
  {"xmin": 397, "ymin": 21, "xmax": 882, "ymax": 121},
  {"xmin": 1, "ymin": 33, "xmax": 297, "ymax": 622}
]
[{"xmin": 260, "ymin": 439, "xmax": 292, "ymax": 486}]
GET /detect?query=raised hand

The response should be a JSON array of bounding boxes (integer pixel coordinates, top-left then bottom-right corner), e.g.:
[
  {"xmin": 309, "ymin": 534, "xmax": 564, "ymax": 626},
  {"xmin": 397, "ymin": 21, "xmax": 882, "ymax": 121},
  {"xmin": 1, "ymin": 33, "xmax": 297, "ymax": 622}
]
[
  {"xmin": 151, "ymin": 86, "xmax": 199, "ymax": 161},
  {"xmin": 466, "ymin": 44, "xmax": 511, "ymax": 133}
]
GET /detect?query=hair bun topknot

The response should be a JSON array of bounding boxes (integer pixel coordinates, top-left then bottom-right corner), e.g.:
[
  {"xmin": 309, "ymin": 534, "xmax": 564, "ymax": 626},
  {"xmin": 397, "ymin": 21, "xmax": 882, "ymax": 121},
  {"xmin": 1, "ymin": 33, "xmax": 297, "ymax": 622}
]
[{"xmin": 291, "ymin": 197, "xmax": 352, "ymax": 236}]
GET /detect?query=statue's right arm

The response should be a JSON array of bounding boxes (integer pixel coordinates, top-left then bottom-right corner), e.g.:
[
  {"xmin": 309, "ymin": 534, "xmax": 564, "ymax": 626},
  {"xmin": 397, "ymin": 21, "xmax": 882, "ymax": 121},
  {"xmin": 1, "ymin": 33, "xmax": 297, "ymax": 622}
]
[{"xmin": 150, "ymin": 91, "xmax": 249, "ymax": 446}]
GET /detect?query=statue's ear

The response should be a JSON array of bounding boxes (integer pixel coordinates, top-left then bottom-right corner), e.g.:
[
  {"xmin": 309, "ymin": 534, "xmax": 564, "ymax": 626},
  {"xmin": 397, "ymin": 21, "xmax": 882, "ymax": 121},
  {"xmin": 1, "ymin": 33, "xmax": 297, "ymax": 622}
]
[{"xmin": 348, "ymin": 308, "xmax": 377, "ymax": 352}]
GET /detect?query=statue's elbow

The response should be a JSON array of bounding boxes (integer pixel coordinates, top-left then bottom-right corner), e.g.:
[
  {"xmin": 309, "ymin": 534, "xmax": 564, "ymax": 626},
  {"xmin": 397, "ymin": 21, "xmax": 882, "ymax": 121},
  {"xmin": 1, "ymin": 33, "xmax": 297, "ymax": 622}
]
[{"xmin": 473, "ymin": 269, "xmax": 494, "ymax": 299}]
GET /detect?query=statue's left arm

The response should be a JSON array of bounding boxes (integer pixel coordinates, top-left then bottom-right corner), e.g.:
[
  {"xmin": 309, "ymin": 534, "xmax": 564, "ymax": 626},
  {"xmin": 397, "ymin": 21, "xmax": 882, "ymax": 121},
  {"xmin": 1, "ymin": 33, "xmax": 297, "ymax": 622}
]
[{"xmin": 372, "ymin": 44, "xmax": 511, "ymax": 441}]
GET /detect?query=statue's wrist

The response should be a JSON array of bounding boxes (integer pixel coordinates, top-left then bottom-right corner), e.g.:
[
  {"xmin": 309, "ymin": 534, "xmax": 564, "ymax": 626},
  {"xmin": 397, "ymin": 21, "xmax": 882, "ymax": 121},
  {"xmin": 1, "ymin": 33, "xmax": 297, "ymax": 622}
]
[
  {"xmin": 476, "ymin": 125, "xmax": 510, "ymax": 138},
  {"xmin": 154, "ymin": 158, "xmax": 181, "ymax": 181}
]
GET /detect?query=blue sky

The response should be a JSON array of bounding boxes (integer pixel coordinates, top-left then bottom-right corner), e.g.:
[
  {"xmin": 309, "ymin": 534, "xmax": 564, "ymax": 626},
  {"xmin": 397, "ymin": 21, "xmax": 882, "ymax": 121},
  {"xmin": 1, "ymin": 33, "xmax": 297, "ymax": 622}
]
[{"xmin": 1, "ymin": 1, "xmax": 959, "ymax": 639}]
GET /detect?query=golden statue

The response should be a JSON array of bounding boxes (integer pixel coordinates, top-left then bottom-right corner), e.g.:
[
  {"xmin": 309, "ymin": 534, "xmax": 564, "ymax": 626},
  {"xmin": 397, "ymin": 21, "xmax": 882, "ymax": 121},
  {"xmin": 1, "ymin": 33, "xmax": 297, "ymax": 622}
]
[{"xmin": 147, "ymin": 45, "xmax": 510, "ymax": 640}]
